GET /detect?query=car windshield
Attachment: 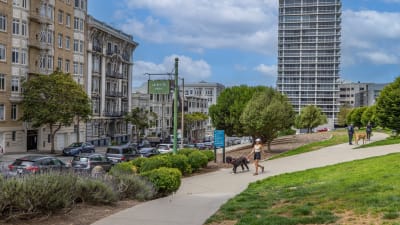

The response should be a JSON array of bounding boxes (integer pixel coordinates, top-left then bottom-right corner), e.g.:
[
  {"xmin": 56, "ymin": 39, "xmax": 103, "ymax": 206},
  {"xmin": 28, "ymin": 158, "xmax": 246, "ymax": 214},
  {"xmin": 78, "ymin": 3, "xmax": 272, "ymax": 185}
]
[
  {"xmin": 158, "ymin": 145, "xmax": 169, "ymax": 149},
  {"xmin": 106, "ymin": 148, "xmax": 120, "ymax": 154},
  {"xmin": 12, "ymin": 160, "xmax": 34, "ymax": 167},
  {"xmin": 73, "ymin": 156, "xmax": 88, "ymax": 162},
  {"xmin": 69, "ymin": 142, "xmax": 83, "ymax": 147}
]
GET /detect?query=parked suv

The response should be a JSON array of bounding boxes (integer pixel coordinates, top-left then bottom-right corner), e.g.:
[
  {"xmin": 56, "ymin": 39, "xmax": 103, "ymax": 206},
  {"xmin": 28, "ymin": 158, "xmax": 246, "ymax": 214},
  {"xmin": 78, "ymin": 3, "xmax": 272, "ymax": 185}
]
[
  {"xmin": 157, "ymin": 144, "xmax": 174, "ymax": 154},
  {"xmin": 8, "ymin": 155, "xmax": 68, "ymax": 176},
  {"xmin": 71, "ymin": 153, "xmax": 113, "ymax": 173},
  {"xmin": 105, "ymin": 145, "xmax": 140, "ymax": 163}
]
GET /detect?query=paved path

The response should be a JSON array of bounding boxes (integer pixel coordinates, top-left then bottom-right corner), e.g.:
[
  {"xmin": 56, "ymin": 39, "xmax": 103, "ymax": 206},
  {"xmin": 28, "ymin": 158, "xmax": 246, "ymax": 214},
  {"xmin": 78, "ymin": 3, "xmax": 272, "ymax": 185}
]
[{"xmin": 93, "ymin": 132, "xmax": 399, "ymax": 225}]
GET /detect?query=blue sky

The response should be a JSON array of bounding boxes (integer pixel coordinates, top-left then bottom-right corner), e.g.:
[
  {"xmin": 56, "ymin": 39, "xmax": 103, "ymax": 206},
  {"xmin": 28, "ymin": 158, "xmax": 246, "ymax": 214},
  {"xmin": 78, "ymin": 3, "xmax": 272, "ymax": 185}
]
[{"xmin": 88, "ymin": 0, "xmax": 400, "ymax": 87}]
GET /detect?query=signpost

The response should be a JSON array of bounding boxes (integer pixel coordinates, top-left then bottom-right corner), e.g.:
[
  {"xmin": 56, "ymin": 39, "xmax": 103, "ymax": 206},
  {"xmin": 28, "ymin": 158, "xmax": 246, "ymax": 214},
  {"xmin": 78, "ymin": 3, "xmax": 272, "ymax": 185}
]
[
  {"xmin": 148, "ymin": 80, "xmax": 171, "ymax": 95},
  {"xmin": 214, "ymin": 130, "xmax": 225, "ymax": 163}
]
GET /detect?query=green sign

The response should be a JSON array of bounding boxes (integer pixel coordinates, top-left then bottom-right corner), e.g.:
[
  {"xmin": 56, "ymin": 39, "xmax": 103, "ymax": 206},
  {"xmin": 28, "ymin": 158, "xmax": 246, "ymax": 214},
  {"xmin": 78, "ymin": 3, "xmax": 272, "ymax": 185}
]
[{"xmin": 148, "ymin": 80, "xmax": 170, "ymax": 94}]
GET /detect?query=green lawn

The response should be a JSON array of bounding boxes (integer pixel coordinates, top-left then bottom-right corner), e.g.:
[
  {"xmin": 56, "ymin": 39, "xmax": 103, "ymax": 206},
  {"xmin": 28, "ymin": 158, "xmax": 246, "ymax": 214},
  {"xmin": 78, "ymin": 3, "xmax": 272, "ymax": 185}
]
[
  {"xmin": 206, "ymin": 153, "xmax": 400, "ymax": 225},
  {"xmin": 355, "ymin": 136, "xmax": 400, "ymax": 149},
  {"xmin": 270, "ymin": 132, "xmax": 348, "ymax": 160}
]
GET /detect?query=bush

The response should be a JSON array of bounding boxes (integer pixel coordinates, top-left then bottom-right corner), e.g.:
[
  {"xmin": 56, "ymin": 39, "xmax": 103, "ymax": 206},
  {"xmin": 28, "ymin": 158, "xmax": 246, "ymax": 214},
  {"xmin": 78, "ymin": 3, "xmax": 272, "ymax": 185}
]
[
  {"xmin": 202, "ymin": 150, "xmax": 215, "ymax": 162},
  {"xmin": 188, "ymin": 151, "xmax": 209, "ymax": 171},
  {"xmin": 140, "ymin": 156, "xmax": 172, "ymax": 173},
  {"xmin": 141, "ymin": 167, "xmax": 182, "ymax": 197},
  {"xmin": 130, "ymin": 157, "xmax": 149, "ymax": 172},
  {"xmin": 0, "ymin": 172, "xmax": 77, "ymax": 219},
  {"xmin": 112, "ymin": 174, "xmax": 156, "ymax": 201},
  {"xmin": 75, "ymin": 177, "xmax": 118, "ymax": 205},
  {"xmin": 109, "ymin": 162, "xmax": 137, "ymax": 176},
  {"xmin": 166, "ymin": 154, "xmax": 192, "ymax": 175},
  {"xmin": 177, "ymin": 148, "xmax": 198, "ymax": 157}
]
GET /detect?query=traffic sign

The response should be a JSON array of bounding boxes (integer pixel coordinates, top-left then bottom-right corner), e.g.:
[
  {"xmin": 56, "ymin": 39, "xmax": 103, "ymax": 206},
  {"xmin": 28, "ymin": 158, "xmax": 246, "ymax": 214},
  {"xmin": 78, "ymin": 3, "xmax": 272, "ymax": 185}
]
[{"xmin": 214, "ymin": 130, "xmax": 225, "ymax": 148}]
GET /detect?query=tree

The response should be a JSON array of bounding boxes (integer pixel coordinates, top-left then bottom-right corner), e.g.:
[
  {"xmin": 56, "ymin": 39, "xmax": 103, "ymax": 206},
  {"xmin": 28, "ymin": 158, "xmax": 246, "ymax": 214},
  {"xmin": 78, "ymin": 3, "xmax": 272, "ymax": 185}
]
[
  {"xmin": 361, "ymin": 105, "xmax": 377, "ymax": 127},
  {"xmin": 350, "ymin": 107, "xmax": 367, "ymax": 129},
  {"xmin": 124, "ymin": 107, "xmax": 157, "ymax": 141},
  {"xmin": 376, "ymin": 76, "xmax": 400, "ymax": 134},
  {"xmin": 337, "ymin": 104, "xmax": 352, "ymax": 127},
  {"xmin": 21, "ymin": 71, "xmax": 91, "ymax": 153},
  {"xmin": 209, "ymin": 85, "xmax": 268, "ymax": 136},
  {"xmin": 240, "ymin": 88, "xmax": 295, "ymax": 151},
  {"xmin": 294, "ymin": 105, "xmax": 327, "ymax": 133},
  {"xmin": 184, "ymin": 112, "xmax": 208, "ymax": 142},
  {"xmin": 346, "ymin": 108, "xmax": 355, "ymax": 126}
]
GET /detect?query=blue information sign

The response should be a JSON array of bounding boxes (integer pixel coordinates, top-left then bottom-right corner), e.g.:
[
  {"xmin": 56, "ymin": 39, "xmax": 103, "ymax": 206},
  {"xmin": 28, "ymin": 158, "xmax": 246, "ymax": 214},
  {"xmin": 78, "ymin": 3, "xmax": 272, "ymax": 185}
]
[{"xmin": 214, "ymin": 130, "xmax": 225, "ymax": 148}]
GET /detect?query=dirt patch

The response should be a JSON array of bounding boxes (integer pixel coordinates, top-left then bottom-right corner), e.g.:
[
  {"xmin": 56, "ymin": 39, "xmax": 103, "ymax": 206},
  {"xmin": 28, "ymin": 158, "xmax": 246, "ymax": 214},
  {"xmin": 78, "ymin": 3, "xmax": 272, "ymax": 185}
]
[
  {"xmin": 2, "ymin": 200, "xmax": 139, "ymax": 225},
  {"xmin": 208, "ymin": 220, "xmax": 237, "ymax": 225},
  {"xmin": 334, "ymin": 211, "xmax": 384, "ymax": 225}
]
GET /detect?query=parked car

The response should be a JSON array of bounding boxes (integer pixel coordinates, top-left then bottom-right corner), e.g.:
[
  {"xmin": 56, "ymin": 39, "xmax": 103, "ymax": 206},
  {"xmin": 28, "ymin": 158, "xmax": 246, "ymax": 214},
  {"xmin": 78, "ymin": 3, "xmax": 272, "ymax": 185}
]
[
  {"xmin": 139, "ymin": 147, "xmax": 160, "ymax": 157},
  {"xmin": 195, "ymin": 143, "xmax": 207, "ymax": 150},
  {"xmin": 183, "ymin": 144, "xmax": 196, "ymax": 149},
  {"xmin": 157, "ymin": 143, "xmax": 173, "ymax": 154},
  {"xmin": 8, "ymin": 155, "xmax": 69, "ymax": 176},
  {"xmin": 62, "ymin": 142, "xmax": 95, "ymax": 156},
  {"xmin": 71, "ymin": 153, "xmax": 113, "ymax": 173},
  {"xmin": 105, "ymin": 145, "xmax": 141, "ymax": 163}
]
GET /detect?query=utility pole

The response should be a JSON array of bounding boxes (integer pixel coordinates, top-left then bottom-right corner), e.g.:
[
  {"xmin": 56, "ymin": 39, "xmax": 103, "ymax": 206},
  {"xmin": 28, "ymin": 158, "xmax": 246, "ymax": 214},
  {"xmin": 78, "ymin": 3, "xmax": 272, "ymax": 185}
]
[
  {"xmin": 181, "ymin": 78, "xmax": 184, "ymax": 149},
  {"xmin": 173, "ymin": 58, "xmax": 179, "ymax": 154}
]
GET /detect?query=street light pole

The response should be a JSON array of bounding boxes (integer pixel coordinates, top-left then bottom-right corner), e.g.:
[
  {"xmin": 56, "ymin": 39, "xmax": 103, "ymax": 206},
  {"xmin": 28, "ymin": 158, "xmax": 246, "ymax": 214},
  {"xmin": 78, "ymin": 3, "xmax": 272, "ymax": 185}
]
[
  {"xmin": 181, "ymin": 77, "xmax": 184, "ymax": 149},
  {"xmin": 173, "ymin": 58, "xmax": 179, "ymax": 154}
]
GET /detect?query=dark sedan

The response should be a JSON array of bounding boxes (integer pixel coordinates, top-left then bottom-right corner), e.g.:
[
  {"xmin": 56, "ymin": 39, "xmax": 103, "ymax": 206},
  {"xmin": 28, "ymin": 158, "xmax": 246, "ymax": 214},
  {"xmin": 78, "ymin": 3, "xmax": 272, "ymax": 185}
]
[
  {"xmin": 8, "ymin": 155, "xmax": 69, "ymax": 176},
  {"xmin": 62, "ymin": 142, "xmax": 95, "ymax": 156},
  {"xmin": 139, "ymin": 147, "xmax": 160, "ymax": 158}
]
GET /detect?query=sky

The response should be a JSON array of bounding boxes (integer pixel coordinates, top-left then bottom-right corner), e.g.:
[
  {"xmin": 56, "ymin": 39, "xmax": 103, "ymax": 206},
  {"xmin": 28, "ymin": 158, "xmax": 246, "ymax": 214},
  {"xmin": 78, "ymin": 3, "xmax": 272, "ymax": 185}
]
[{"xmin": 88, "ymin": 0, "xmax": 400, "ymax": 88}]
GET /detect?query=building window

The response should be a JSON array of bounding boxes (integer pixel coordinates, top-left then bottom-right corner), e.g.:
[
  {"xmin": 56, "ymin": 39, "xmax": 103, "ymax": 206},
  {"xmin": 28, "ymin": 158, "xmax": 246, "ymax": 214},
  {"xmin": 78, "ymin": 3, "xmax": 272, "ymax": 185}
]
[
  {"xmin": 57, "ymin": 57, "xmax": 62, "ymax": 70},
  {"xmin": 65, "ymin": 36, "xmax": 70, "ymax": 49},
  {"xmin": 21, "ymin": 49, "xmax": 26, "ymax": 65},
  {"xmin": 0, "ymin": 14, "xmax": 6, "ymax": 32},
  {"xmin": 0, "ymin": 74, "xmax": 5, "ymax": 91},
  {"xmin": 79, "ymin": 63, "xmax": 83, "ymax": 75},
  {"xmin": 47, "ymin": 55, "xmax": 53, "ymax": 69},
  {"xmin": 74, "ymin": 0, "xmax": 79, "ymax": 7},
  {"xmin": 57, "ymin": 33, "xmax": 62, "ymax": 48},
  {"xmin": 21, "ymin": 20, "xmax": 27, "ymax": 36},
  {"xmin": 79, "ymin": 40, "xmax": 83, "ymax": 53},
  {"xmin": 65, "ymin": 59, "xmax": 70, "ymax": 72},
  {"xmin": 74, "ymin": 17, "xmax": 79, "ymax": 30},
  {"xmin": 73, "ymin": 39, "xmax": 78, "ymax": 52},
  {"xmin": 11, "ymin": 78, "xmax": 19, "ymax": 92},
  {"xmin": 79, "ymin": 18, "xmax": 84, "ymax": 31},
  {"xmin": 22, "ymin": 0, "xmax": 27, "ymax": 8},
  {"xmin": 12, "ymin": 18, "xmax": 19, "ymax": 35},
  {"xmin": 0, "ymin": 44, "xmax": 5, "ymax": 61},
  {"xmin": 11, "ymin": 104, "xmax": 17, "ymax": 120},
  {"xmin": 58, "ymin": 10, "xmax": 63, "ymax": 24},
  {"xmin": 73, "ymin": 61, "xmax": 78, "ymax": 74},
  {"xmin": 12, "ymin": 48, "xmax": 19, "ymax": 64},
  {"xmin": 0, "ymin": 104, "xmax": 4, "ymax": 121},
  {"xmin": 66, "ymin": 13, "xmax": 71, "ymax": 27},
  {"xmin": 12, "ymin": 131, "xmax": 16, "ymax": 141}
]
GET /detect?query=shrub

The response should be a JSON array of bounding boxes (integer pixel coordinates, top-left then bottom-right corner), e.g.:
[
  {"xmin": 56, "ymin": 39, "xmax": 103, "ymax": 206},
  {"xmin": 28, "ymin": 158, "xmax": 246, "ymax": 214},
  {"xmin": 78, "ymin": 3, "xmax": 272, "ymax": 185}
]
[
  {"xmin": 75, "ymin": 177, "xmax": 118, "ymax": 205},
  {"xmin": 0, "ymin": 172, "xmax": 77, "ymax": 219},
  {"xmin": 112, "ymin": 174, "xmax": 156, "ymax": 201},
  {"xmin": 188, "ymin": 151, "xmax": 209, "ymax": 171},
  {"xmin": 166, "ymin": 154, "xmax": 192, "ymax": 175},
  {"xmin": 109, "ymin": 162, "xmax": 137, "ymax": 176},
  {"xmin": 202, "ymin": 150, "xmax": 215, "ymax": 162},
  {"xmin": 141, "ymin": 167, "xmax": 182, "ymax": 197},
  {"xmin": 140, "ymin": 156, "xmax": 172, "ymax": 173},
  {"xmin": 130, "ymin": 157, "xmax": 149, "ymax": 172},
  {"xmin": 177, "ymin": 148, "xmax": 198, "ymax": 157}
]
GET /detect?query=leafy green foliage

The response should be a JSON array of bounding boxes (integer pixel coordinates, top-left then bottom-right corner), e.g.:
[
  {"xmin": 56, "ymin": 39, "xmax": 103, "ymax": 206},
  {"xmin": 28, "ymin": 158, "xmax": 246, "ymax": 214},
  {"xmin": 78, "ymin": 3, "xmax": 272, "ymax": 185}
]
[
  {"xmin": 124, "ymin": 107, "xmax": 157, "ymax": 139},
  {"xmin": 294, "ymin": 105, "xmax": 327, "ymax": 133},
  {"xmin": 209, "ymin": 85, "xmax": 268, "ymax": 136},
  {"xmin": 112, "ymin": 174, "xmax": 156, "ymax": 201},
  {"xmin": 361, "ymin": 105, "xmax": 377, "ymax": 127},
  {"xmin": 350, "ymin": 107, "xmax": 367, "ymax": 129},
  {"xmin": 337, "ymin": 105, "xmax": 352, "ymax": 126},
  {"xmin": 75, "ymin": 177, "xmax": 118, "ymax": 205},
  {"xmin": 109, "ymin": 162, "xmax": 137, "ymax": 176},
  {"xmin": 141, "ymin": 167, "xmax": 182, "ymax": 197},
  {"xmin": 130, "ymin": 157, "xmax": 149, "ymax": 172},
  {"xmin": 201, "ymin": 150, "xmax": 215, "ymax": 162},
  {"xmin": 188, "ymin": 151, "xmax": 209, "ymax": 171},
  {"xmin": 165, "ymin": 154, "xmax": 192, "ymax": 175},
  {"xmin": 177, "ymin": 148, "xmax": 198, "ymax": 157},
  {"xmin": 21, "ymin": 71, "xmax": 91, "ymax": 153},
  {"xmin": 376, "ymin": 77, "xmax": 400, "ymax": 134},
  {"xmin": 185, "ymin": 112, "xmax": 208, "ymax": 141},
  {"xmin": 240, "ymin": 88, "xmax": 295, "ymax": 150},
  {"xmin": 140, "ymin": 156, "xmax": 172, "ymax": 173}
]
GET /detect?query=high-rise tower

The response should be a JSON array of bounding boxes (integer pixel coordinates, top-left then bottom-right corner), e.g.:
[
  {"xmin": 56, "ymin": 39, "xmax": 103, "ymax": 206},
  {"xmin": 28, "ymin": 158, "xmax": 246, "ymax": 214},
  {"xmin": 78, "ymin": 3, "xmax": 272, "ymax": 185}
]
[{"xmin": 277, "ymin": 0, "xmax": 341, "ymax": 125}]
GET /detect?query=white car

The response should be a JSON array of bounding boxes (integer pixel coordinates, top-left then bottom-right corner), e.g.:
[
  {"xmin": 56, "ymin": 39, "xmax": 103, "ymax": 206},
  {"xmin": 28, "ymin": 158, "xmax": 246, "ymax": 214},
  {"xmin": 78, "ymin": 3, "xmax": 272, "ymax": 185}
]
[{"xmin": 157, "ymin": 144, "xmax": 174, "ymax": 154}]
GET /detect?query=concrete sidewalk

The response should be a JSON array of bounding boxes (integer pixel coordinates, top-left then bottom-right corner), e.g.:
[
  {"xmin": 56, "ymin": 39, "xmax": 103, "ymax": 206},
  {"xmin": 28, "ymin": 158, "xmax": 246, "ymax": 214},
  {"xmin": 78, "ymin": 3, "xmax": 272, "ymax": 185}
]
[{"xmin": 92, "ymin": 132, "xmax": 398, "ymax": 225}]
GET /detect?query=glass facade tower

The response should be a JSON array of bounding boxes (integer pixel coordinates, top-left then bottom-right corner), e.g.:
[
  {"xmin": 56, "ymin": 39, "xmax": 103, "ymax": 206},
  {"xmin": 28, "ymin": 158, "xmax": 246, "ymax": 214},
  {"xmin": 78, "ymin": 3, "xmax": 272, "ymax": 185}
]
[{"xmin": 277, "ymin": 0, "xmax": 341, "ymax": 124}]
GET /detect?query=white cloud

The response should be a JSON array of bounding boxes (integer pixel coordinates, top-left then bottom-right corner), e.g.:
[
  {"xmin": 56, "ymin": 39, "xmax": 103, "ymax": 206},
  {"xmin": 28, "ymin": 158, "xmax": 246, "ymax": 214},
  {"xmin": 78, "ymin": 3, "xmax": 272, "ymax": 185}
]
[
  {"xmin": 357, "ymin": 51, "xmax": 398, "ymax": 64},
  {"xmin": 254, "ymin": 64, "xmax": 277, "ymax": 77},
  {"xmin": 132, "ymin": 55, "xmax": 212, "ymax": 87},
  {"xmin": 119, "ymin": 0, "xmax": 278, "ymax": 55}
]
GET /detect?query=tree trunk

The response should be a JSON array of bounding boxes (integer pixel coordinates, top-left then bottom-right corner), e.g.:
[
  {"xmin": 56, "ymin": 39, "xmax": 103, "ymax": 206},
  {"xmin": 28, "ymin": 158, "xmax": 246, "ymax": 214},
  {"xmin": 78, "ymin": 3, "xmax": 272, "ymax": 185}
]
[
  {"xmin": 50, "ymin": 124, "xmax": 62, "ymax": 154},
  {"xmin": 267, "ymin": 141, "xmax": 272, "ymax": 152},
  {"xmin": 76, "ymin": 117, "xmax": 80, "ymax": 143}
]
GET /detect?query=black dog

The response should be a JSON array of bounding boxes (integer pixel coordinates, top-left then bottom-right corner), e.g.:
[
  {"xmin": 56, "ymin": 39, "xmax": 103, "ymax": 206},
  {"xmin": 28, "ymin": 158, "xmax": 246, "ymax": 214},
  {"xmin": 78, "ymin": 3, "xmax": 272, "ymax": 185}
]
[{"xmin": 226, "ymin": 156, "xmax": 249, "ymax": 174}]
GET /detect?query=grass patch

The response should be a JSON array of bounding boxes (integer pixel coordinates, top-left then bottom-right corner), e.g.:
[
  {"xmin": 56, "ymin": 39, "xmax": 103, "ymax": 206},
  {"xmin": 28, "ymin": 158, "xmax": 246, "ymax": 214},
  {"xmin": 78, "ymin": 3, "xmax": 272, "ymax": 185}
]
[
  {"xmin": 206, "ymin": 153, "xmax": 400, "ymax": 225},
  {"xmin": 355, "ymin": 136, "xmax": 400, "ymax": 149},
  {"xmin": 270, "ymin": 131, "xmax": 348, "ymax": 160}
]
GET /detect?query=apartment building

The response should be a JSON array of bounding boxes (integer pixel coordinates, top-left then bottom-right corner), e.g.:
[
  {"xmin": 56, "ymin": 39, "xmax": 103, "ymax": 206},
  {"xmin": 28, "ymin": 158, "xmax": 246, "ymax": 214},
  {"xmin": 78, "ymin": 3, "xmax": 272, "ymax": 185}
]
[
  {"xmin": 0, "ymin": 0, "xmax": 88, "ymax": 153},
  {"xmin": 338, "ymin": 82, "xmax": 388, "ymax": 108},
  {"xmin": 277, "ymin": 0, "xmax": 342, "ymax": 126},
  {"xmin": 86, "ymin": 15, "xmax": 138, "ymax": 146}
]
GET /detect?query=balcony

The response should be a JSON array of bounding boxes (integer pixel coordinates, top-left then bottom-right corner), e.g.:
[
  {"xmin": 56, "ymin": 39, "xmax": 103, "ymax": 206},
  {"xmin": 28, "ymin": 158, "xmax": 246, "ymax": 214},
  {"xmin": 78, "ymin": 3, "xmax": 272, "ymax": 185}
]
[
  {"xmin": 105, "ymin": 91, "xmax": 123, "ymax": 98},
  {"xmin": 29, "ymin": 67, "xmax": 52, "ymax": 75},
  {"xmin": 28, "ymin": 38, "xmax": 52, "ymax": 51},
  {"xmin": 9, "ymin": 92, "xmax": 24, "ymax": 103},
  {"xmin": 92, "ymin": 45, "xmax": 102, "ymax": 53},
  {"xmin": 106, "ymin": 71, "xmax": 127, "ymax": 79},
  {"xmin": 103, "ymin": 111, "xmax": 123, "ymax": 117},
  {"xmin": 29, "ymin": 11, "xmax": 53, "ymax": 25}
]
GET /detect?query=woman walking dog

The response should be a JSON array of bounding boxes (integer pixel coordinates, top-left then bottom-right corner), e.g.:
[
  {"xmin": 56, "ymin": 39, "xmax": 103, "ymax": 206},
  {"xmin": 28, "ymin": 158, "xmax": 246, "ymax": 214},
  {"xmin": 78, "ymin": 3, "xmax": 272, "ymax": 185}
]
[{"xmin": 247, "ymin": 138, "xmax": 264, "ymax": 176}]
